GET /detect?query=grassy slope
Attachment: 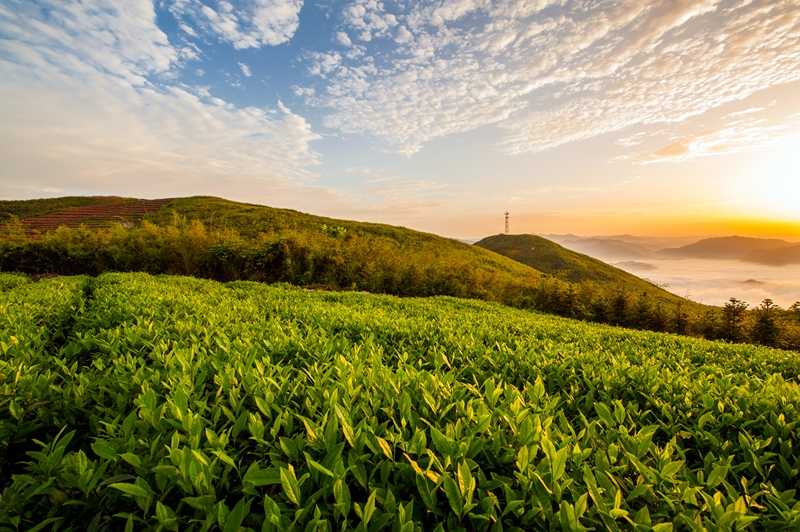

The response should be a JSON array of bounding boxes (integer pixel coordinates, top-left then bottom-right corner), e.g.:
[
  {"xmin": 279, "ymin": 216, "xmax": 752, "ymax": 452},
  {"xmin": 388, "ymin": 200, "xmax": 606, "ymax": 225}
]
[
  {"xmin": 150, "ymin": 196, "xmax": 455, "ymax": 244},
  {"xmin": 0, "ymin": 196, "xmax": 133, "ymax": 222},
  {"xmin": 475, "ymin": 233, "xmax": 691, "ymax": 306},
  {"xmin": 8, "ymin": 196, "xmax": 700, "ymax": 309},
  {"xmin": 147, "ymin": 195, "xmax": 548, "ymax": 284},
  {"xmin": 1, "ymin": 272, "xmax": 798, "ymax": 530}
]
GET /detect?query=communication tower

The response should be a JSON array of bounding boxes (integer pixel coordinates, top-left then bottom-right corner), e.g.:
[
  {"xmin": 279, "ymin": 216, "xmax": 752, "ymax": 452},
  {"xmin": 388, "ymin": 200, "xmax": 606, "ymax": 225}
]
[{"xmin": 504, "ymin": 211, "xmax": 509, "ymax": 234}]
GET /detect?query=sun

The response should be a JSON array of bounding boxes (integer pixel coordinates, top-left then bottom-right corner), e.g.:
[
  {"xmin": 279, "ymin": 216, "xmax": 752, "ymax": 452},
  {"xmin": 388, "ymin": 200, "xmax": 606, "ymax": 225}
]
[{"xmin": 731, "ymin": 140, "xmax": 800, "ymax": 222}]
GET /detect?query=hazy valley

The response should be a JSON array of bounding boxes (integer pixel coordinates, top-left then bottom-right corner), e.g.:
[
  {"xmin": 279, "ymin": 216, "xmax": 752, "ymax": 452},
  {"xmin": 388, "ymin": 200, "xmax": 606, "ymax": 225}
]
[{"xmin": 542, "ymin": 233, "xmax": 800, "ymax": 307}]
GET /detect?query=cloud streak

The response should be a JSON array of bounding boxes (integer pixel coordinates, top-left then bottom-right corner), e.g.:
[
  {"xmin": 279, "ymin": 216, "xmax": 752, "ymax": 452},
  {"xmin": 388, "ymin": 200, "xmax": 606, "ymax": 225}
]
[{"xmin": 617, "ymin": 117, "xmax": 800, "ymax": 163}]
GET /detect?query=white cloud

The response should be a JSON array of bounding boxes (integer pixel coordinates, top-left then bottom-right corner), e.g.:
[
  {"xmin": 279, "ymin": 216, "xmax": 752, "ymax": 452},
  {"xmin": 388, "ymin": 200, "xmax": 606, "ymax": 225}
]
[
  {"xmin": 0, "ymin": 0, "xmax": 321, "ymax": 198},
  {"xmin": 179, "ymin": 23, "xmax": 198, "ymax": 37},
  {"xmin": 293, "ymin": 85, "xmax": 314, "ymax": 96},
  {"xmin": 617, "ymin": 117, "xmax": 800, "ymax": 163},
  {"xmin": 0, "ymin": 0, "xmax": 177, "ymax": 83},
  {"xmin": 170, "ymin": 0, "xmax": 304, "ymax": 49},
  {"xmin": 616, "ymin": 132, "xmax": 646, "ymax": 147},
  {"xmin": 725, "ymin": 107, "xmax": 765, "ymax": 118},
  {"xmin": 239, "ymin": 61, "xmax": 252, "ymax": 76},
  {"xmin": 342, "ymin": 0, "xmax": 398, "ymax": 42},
  {"xmin": 302, "ymin": 0, "xmax": 800, "ymax": 155},
  {"xmin": 395, "ymin": 25, "xmax": 412, "ymax": 44},
  {"xmin": 335, "ymin": 31, "xmax": 352, "ymax": 46}
]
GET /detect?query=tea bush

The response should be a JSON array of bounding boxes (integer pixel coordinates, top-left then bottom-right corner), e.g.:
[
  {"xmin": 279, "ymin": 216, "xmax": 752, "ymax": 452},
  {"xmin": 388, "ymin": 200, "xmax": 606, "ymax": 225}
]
[{"xmin": 1, "ymin": 274, "xmax": 799, "ymax": 531}]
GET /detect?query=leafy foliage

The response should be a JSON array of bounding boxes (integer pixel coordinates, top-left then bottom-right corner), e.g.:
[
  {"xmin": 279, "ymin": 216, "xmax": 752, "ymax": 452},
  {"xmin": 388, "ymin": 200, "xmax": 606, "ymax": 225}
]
[
  {"xmin": 1, "ymin": 273, "xmax": 800, "ymax": 531},
  {"xmin": 0, "ymin": 274, "xmax": 29, "ymax": 293}
]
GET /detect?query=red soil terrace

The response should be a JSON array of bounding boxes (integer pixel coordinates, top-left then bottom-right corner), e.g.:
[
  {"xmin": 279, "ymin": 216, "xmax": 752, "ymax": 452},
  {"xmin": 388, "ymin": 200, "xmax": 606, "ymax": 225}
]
[{"xmin": 22, "ymin": 198, "xmax": 174, "ymax": 232}]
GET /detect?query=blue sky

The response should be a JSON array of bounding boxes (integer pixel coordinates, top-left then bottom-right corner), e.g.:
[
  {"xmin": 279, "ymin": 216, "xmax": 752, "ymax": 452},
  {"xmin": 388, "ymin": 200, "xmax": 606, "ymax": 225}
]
[{"xmin": 1, "ymin": 0, "xmax": 799, "ymax": 238}]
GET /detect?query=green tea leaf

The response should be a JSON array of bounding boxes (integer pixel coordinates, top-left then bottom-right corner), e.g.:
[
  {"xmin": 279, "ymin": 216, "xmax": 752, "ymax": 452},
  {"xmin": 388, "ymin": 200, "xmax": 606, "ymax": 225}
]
[
  {"xmin": 91, "ymin": 441, "xmax": 118, "ymax": 461},
  {"xmin": 280, "ymin": 467, "xmax": 302, "ymax": 505},
  {"xmin": 594, "ymin": 403, "xmax": 613, "ymax": 426},
  {"xmin": 223, "ymin": 498, "xmax": 250, "ymax": 532},
  {"xmin": 706, "ymin": 465, "xmax": 728, "ymax": 488},
  {"xmin": 110, "ymin": 483, "xmax": 149, "ymax": 498},
  {"xmin": 443, "ymin": 475, "xmax": 463, "ymax": 518}
]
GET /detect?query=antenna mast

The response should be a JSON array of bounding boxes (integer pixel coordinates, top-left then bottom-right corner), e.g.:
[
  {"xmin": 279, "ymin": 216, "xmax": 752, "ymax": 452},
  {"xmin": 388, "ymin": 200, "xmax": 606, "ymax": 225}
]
[{"xmin": 504, "ymin": 211, "xmax": 510, "ymax": 234}]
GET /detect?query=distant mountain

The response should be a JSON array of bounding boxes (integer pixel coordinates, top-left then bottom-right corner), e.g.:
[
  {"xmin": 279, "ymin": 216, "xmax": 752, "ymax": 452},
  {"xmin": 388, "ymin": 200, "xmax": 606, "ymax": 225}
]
[
  {"xmin": 536, "ymin": 233, "xmax": 583, "ymax": 243},
  {"xmin": 538, "ymin": 233, "xmax": 699, "ymax": 255},
  {"xmin": 560, "ymin": 238, "xmax": 655, "ymax": 261},
  {"xmin": 742, "ymin": 243, "xmax": 800, "ymax": 266},
  {"xmin": 474, "ymin": 234, "xmax": 686, "ymax": 306},
  {"xmin": 658, "ymin": 236, "xmax": 793, "ymax": 260},
  {"xmin": 614, "ymin": 261, "xmax": 658, "ymax": 272}
]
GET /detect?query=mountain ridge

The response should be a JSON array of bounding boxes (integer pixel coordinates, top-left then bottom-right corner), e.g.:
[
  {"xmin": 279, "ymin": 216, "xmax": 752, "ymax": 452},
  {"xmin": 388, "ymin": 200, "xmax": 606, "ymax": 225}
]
[
  {"xmin": 658, "ymin": 235, "xmax": 793, "ymax": 260},
  {"xmin": 742, "ymin": 243, "xmax": 800, "ymax": 266}
]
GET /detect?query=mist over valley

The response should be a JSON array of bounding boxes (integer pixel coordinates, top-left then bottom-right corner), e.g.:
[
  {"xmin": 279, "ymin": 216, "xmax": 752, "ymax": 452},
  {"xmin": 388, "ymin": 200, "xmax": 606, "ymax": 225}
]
[{"xmin": 540, "ymin": 233, "xmax": 800, "ymax": 307}]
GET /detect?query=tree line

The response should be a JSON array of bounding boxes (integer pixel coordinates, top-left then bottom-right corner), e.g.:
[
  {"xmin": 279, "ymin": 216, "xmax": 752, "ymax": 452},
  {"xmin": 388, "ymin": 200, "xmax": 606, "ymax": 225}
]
[
  {"xmin": 1, "ymin": 216, "xmax": 798, "ymax": 351},
  {"xmin": 528, "ymin": 276, "xmax": 800, "ymax": 351}
]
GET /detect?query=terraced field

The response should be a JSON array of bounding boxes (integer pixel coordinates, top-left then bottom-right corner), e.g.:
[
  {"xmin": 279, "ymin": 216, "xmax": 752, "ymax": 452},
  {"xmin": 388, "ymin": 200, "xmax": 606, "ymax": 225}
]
[
  {"xmin": 1, "ymin": 273, "xmax": 799, "ymax": 531},
  {"xmin": 19, "ymin": 198, "xmax": 174, "ymax": 232}
]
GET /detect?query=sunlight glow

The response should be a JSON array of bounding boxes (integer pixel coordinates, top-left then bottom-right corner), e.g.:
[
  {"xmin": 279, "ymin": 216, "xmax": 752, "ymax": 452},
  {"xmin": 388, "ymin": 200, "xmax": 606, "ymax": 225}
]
[{"xmin": 750, "ymin": 142, "xmax": 800, "ymax": 219}]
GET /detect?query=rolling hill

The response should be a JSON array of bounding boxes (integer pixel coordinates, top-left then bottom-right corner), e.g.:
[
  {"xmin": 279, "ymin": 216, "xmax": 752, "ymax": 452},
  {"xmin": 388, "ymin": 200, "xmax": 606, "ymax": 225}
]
[
  {"xmin": 2, "ymin": 196, "xmax": 551, "ymax": 304},
  {"xmin": 559, "ymin": 237, "xmax": 655, "ymax": 261},
  {"xmin": 2, "ymin": 195, "xmax": 706, "ymax": 324},
  {"xmin": 742, "ymin": 242, "xmax": 800, "ymax": 266},
  {"xmin": 658, "ymin": 235, "xmax": 793, "ymax": 259},
  {"xmin": 473, "ymin": 233, "xmax": 687, "ymax": 306},
  {"xmin": 8, "ymin": 195, "xmax": 800, "ymax": 349}
]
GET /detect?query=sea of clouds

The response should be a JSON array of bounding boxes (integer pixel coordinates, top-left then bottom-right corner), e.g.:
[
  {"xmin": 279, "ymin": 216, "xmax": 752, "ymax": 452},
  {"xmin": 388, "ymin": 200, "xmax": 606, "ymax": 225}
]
[{"xmin": 618, "ymin": 258, "xmax": 800, "ymax": 308}]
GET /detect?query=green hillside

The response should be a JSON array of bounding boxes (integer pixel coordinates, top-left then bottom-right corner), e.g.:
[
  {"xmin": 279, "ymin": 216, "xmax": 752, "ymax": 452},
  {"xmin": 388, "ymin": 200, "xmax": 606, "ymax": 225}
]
[
  {"xmin": 146, "ymin": 196, "xmax": 431, "ymax": 242},
  {"xmin": 1, "ymin": 272, "xmax": 799, "ymax": 530},
  {"xmin": 15, "ymin": 195, "xmax": 800, "ymax": 347},
  {"xmin": 1, "ymin": 196, "xmax": 550, "ymax": 306},
  {"xmin": 475, "ymin": 233, "xmax": 687, "ymax": 306}
]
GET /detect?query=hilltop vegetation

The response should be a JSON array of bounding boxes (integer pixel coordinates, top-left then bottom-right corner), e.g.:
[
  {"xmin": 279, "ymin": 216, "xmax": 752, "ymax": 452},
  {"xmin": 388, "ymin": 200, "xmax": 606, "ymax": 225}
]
[
  {"xmin": 0, "ymin": 197, "xmax": 546, "ymax": 306},
  {"xmin": 2, "ymin": 273, "xmax": 800, "ymax": 531},
  {"xmin": 2, "ymin": 196, "xmax": 799, "ymax": 350}
]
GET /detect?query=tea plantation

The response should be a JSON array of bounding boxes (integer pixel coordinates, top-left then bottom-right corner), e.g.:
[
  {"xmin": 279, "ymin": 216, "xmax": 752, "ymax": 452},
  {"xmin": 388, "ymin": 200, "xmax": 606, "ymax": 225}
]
[{"xmin": 1, "ymin": 273, "xmax": 799, "ymax": 531}]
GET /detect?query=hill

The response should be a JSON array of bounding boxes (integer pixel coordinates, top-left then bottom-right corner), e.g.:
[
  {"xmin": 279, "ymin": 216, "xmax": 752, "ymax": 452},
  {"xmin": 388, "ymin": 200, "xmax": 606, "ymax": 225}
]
[
  {"xmin": 742, "ymin": 242, "xmax": 800, "ymax": 266},
  {"xmin": 1, "ymin": 272, "xmax": 798, "ymax": 530},
  {"xmin": 2, "ymin": 196, "xmax": 550, "ymax": 305},
  {"xmin": 559, "ymin": 237, "xmax": 655, "ymax": 261},
  {"xmin": 4, "ymin": 196, "xmax": 798, "ymax": 347},
  {"xmin": 473, "ymin": 233, "xmax": 685, "ymax": 306},
  {"xmin": 659, "ymin": 235, "xmax": 792, "ymax": 259}
]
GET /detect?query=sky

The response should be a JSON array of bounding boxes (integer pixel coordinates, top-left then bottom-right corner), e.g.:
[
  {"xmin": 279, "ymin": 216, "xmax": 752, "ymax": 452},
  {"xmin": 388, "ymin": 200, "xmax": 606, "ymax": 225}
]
[{"xmin": 1, "ymin": 0, "xmax": 799, "ymax": 239}]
